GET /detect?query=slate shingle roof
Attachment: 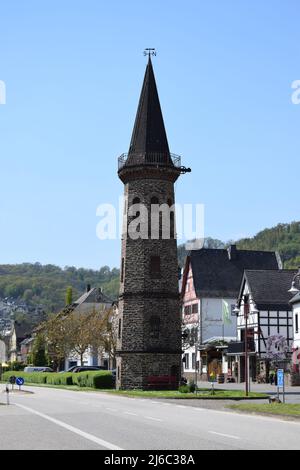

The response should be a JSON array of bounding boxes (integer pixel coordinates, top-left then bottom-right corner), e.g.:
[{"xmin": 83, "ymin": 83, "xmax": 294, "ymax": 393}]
[
  {"xmin": 126, "ymin": 56, "xmax": 173, "ymax": 167},
  {"xmin": 244, "ymin": 269, "xmax": 298, "ymax": 310},
  {"xmin": 189, "ymin": 246, "xmax": 280, "ymax": 298},
  {"xmin": 74, "ymin": 287, "xmax": 113, "ymax": 306}
]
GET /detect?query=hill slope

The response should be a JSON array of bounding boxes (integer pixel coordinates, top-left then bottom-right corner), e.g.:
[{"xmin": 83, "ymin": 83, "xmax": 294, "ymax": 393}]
[
  {"xmin": 0, "ymin": 263, "xmax": 119, "ymax": 313},
  {"xmin": 0, "ymin": 221, "xmax": 299, "ymax": 313}
]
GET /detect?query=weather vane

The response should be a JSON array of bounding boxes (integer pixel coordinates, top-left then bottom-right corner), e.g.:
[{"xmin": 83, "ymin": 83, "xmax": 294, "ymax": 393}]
[{"xmin": 143, "ymin": 48, "xmax": 157, "ymax": 57}]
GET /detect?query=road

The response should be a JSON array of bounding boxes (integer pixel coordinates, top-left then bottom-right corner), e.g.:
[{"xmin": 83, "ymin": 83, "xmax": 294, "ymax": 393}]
[{"xmin": 0, "ymin": 386, "xmax": 300, "ymax": 450}]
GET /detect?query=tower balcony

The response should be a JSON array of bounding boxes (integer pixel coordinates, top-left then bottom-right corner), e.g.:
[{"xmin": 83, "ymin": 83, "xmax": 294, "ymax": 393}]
[{"xmin": 118, "ymin": 152, "xmax": 181, "ymax": 170}]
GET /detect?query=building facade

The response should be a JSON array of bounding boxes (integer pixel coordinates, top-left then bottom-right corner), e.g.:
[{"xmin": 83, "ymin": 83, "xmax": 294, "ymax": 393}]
[
  {"xmin": 290, "ymin": 292, "xmax": 300, "ymax": 383},
  {"xmin": 228, "ymin": 269, "xmax": 296, "ymax": 383},
  {"xmin": 181, "ymin": 246, "xmax": 281, "ymax": 381},
  {"xmin": 116, "ymin": 56, "xmax": 188, "ymax": 389},
  {"xmin": 63, "ymin": 286, "xmax": 114, "ymax": 370}
]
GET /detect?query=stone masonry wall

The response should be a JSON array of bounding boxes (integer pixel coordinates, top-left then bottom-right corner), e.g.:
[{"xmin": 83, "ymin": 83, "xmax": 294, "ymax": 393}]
[{"xmin": 116, "ymin": 176, "xmax": 182, "ymax": 389}]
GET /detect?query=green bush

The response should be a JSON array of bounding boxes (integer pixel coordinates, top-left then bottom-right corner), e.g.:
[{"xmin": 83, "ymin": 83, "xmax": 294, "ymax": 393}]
[
  {"xmin": 179, "ymin": 385, "xmax": 190, "ymax": 393},
  {"xmin": 1, "ymin": 370, "xmax": 114, "ymax": 389},
  {"xmin": 88, "ymin": 371, "xmax": 114, "ymax": 389},
  {"xmin": 46, "ymin": 373, "xmax": 73, "ymax": 386},
  {"xmin": 72, "ymin": 371, "xmax": 87, "ymax": 387},
  {"xmin": 1, "ymin": 371, "xmax": 49, "ymax": 384},
  {"xmin": 72, "ymin": 371, "xmax": 113, "ymax": 389},
  {"xmin": 188, "ymin": 381, "xmax": 196, "ymax": 393},
  {"xmin": 179, "ymin": 382, "xmax": 196, "ymax": 394}
]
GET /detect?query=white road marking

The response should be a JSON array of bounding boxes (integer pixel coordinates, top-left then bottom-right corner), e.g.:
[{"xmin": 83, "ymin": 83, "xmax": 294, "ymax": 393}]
[
  {"xmin": 124, "ymin": 412, "xmax": 138, "ymax": 416},
  {"xmin": 15, "ymin": 404, "xmax": 123, "ymax": 450},
  {"xmin": 145, "ymin": 416, "xmax": 162, "ymax": 422},
  {"xmin": 177, "ymin": 405, "xmax": 187, "ymax": 408},
  {"xmin": 209, "ymin": 431, "xmax": 240, "ymax": 440}
]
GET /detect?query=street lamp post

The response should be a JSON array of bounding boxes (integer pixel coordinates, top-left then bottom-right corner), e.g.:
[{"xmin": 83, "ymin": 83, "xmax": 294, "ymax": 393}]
[
  {"xmin": 233, "ymin": 294, "xmax": 258, "ymax": 397},
  {"xmin": 288, "ymin": 267, "xmax": 300, "ymax": 295},
  {"xmin": 244, "ymin": 295, "xmax": 249, "ymax": 396}
]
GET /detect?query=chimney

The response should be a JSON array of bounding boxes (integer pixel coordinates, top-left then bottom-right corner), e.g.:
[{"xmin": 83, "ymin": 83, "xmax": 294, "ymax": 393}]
[
  {"xmin": 86, "ymin": 284, "xmax": 91, "ymax": 293},
  {"xmin": 227, "ymin": 244, "xmax": 237, "ymax": 261}
]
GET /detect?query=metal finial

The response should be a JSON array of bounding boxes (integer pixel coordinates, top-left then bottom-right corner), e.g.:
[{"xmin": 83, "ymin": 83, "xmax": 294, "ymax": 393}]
[{"xmin": 143, "ymin": 48, "xmax": 157, "ymax": 57}]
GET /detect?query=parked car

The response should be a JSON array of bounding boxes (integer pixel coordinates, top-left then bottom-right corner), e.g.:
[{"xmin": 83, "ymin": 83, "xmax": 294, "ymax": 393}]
[
  {"xmin": 65, "ymin": 365, "xmax": 79, "ymax": 373},
  {"xmin": 71, "ymin": 366, "xmax": 108, "ymax": 373},
  {"xmin": 24, "ymin": 366, "xmax": 54, "ymax": 373}
]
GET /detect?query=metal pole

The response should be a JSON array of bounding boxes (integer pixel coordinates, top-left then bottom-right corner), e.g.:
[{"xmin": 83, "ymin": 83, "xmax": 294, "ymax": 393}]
[
  {"xmin": 194, "ymin": 342, "xmax": 197, "ymax": 394},
  {"xmin": 245, "ymin": 300, "xmax": 249, "ymax": 396},
  {"xmin": 248, "ymin": 355, "xmax": 251, "ymax": 394}
]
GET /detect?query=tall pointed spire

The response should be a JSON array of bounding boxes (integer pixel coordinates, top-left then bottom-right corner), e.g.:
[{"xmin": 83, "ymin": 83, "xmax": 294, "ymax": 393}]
[{"xmin": 127, "ymin": 56, "xmax": 173, "ymax": 166}]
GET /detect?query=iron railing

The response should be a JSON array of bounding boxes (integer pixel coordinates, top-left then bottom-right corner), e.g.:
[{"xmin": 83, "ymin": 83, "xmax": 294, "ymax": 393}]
[{"xmin": 118, "ymin": 152, "xmax": 181, "ymax": 170}]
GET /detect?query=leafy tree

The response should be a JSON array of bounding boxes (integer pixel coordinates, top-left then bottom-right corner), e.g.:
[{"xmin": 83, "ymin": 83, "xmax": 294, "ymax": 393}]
[
  {"xmin": 31, "ymin": 334, "xmax": 48, "ymax": 366},
  {"xmin": 65, "ymin": 287, "xmax": 73, "ymax": 306},
  {"xmin": 40, "ymin": 313, "xmax": 73, "ymax": 371},
  {"xmin": 67, "ymin": 307, "xmax": 109, "ymax": 366}
]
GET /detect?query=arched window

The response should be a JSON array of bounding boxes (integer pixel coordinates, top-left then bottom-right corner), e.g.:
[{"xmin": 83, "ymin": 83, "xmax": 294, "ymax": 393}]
[
  {"xmin": 118, "ymin": 318, "xmax": 122, "ymax": 339},
  {"xmin": 132, "ymin": 197, "xmax": 140, "ymax": 218},
  {"xmin": 170, "ymin": 212, "xmax": 175, "ymax": 238},
  {"xmin": 120, "ymin": 257, "xmax": 124, "ymax": 283},
  {"xmin": 150, "ymin": 316, "xmax": 160, "ymax": 339},
  {"xmin": 128, "ymin": 197, "xmax": 141, "ymax": 238},
  {"xmin": 167, "ymin": 198, "xmax": 175, "ymax": 239},
  {"xmin": 149, "ymin": 196, "xmax": 159, "ymax": 239}
]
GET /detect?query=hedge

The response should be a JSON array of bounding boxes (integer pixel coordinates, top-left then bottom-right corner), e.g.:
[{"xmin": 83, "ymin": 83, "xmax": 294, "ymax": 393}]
[
  {"xmin": 1, "ymin": 371, "xmax": 50, "ymax": 384},
  {"xmin": 1, "ymin": 370, "xmax": 114, "ymax": 389},
  {"xmin": 46, "ymin": 373, "xmax": 73, "ymax": 386},
  {"xmin": 71, "ymin": 371, "xmax": 114, "ymax": 389}
]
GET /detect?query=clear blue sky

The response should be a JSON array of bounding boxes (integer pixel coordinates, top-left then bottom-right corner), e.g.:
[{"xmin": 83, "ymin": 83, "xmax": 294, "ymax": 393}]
[{"xmin": 0, "ymin": 0, "xmax": 299, "ymax": 270}]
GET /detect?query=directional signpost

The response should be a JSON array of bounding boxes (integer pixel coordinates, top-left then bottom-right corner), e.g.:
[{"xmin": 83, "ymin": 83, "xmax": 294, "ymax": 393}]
[
  {"xmin": 277, "ymin": 369, "xmax": 285, "ymax": 403},
  {"xmin": 16, "ymin": 377, "xmax": 25, "ymax": 391}
]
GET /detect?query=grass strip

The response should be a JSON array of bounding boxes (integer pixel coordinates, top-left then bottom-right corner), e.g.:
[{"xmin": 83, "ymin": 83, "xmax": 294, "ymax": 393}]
[{"xmin": 228, "ymin": 403, "xmax": 300, "ymax": 417}]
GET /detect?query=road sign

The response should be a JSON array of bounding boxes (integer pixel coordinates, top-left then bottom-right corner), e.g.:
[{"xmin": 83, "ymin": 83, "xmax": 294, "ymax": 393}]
[
  {"xmin": 16, "ymin": 377, "xmax": 24, "ymax": 386},
  {"xmin": 277, "ymin": 369, "xmax": 284, "ymax": 387},
  {"xmin": 9, "ymin": 376, "xmax": 16, "ymax": 385},
  {"xmin": 277, "ymin": 369, "xmax": 285, "ymax": 403}
]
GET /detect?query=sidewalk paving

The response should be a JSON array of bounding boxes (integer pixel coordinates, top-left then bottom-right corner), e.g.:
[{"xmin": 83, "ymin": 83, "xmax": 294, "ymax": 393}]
[{"xmin": 197, "ymin": 380, "xmax": 300, "ymax": 404}]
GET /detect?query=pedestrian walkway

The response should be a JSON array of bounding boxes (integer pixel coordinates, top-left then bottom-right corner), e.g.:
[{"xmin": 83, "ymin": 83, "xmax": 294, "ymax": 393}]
[{"xmin": 198, "ymin": 381, "xmax": 300, "ymax": 403}]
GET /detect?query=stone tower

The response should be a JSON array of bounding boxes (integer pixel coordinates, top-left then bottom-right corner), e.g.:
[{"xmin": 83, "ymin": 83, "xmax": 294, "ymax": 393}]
[{"xmin": 116, "ymin": 56, "xmax": 189, "ymax": 390}]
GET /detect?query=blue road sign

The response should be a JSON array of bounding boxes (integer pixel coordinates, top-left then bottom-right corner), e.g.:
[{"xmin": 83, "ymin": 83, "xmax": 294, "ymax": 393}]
[
  {"xmin": 277, "ymin": 369, "xmax": 284, "ymax": 387},
  {"xmin": 16, "ymin": 377, "xmax": 24, "ymax": 386}
]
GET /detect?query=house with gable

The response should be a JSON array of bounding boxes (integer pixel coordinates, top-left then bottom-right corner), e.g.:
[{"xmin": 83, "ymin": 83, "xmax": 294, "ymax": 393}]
[
  {"xmin": 181, "ymin": 244, "xmax": 281, "ymax": 381},
  {"xmin": 63, "ymin": 285, "xmax": 114, "ymax": 370},
  {"xmin": 228, "ymin": 269, "xmax": 296, "ymax": 383}
]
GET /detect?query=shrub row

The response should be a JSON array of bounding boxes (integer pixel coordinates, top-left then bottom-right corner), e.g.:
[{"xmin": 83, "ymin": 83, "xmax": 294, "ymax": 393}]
[
  {"xmin": 1, "ymin": 370, "xmax": 114, "ymax": 389},
  {"xmin": 179, "ymin": 382, "xmax": 197, "ymax": 394}
]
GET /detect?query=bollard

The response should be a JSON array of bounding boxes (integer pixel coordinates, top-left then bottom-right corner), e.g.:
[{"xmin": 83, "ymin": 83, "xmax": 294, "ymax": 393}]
[{"xmin": 5, "ymin": 385, "xmax": 10, "ymax": 405}]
